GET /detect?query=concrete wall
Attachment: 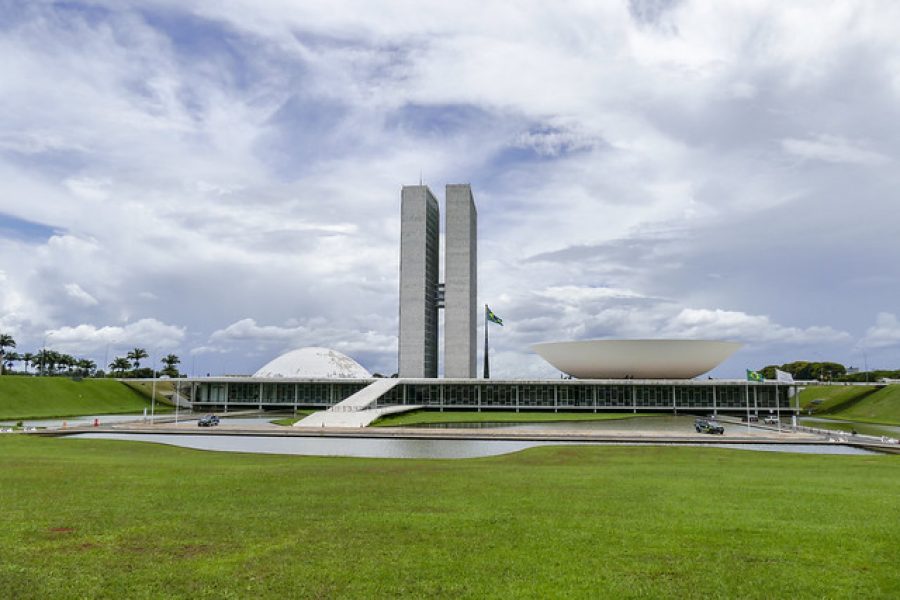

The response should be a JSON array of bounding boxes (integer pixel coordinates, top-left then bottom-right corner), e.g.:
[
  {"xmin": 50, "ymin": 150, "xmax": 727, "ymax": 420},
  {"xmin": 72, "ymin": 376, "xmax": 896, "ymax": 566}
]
[
  {"xmin": 444, "ymin": 184, "xmax": 477, "ymax": 378},
  {"xmin": 398, "ymin": 185, "xmax": 440, "ymax": 377}
]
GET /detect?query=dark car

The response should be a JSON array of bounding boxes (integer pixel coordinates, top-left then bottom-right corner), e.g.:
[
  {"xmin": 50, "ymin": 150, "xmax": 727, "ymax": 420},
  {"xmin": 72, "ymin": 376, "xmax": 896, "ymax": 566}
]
[
  {"xmin": 198, "ymin": 414, "xmax": 220, "ymax": 427},
  {"xmin": 695, "ymin": 418, "xmax": 724, "ymax": 435}
]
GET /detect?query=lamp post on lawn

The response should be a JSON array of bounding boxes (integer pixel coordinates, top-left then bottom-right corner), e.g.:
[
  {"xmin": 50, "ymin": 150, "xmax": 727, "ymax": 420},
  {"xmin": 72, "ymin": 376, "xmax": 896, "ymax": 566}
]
[{"xmin": 150, "ymin": 369, "xmax": 156, "ymax": 423}]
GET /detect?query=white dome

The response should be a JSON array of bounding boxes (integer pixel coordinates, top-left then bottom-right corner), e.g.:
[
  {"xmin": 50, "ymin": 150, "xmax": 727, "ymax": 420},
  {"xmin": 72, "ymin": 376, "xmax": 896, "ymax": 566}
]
[
  {"xmin": 532, "ymin": 339, "xmax": 742, "ymax": 379},
  {"xmin": 253, "ymin": 347, "xmax": 372, "ymax": 379}
]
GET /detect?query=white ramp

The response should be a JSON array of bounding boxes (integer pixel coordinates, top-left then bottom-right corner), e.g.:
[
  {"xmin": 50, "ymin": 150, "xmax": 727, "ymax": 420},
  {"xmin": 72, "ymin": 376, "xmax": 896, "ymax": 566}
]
[
  {"xmin": 294, "ymin": 379, "xmax": 409, "ymax": 428},
  {"xmin": 295, "ymin": 404, "xmax": 421, "ymax": 428},
  {"xmin": 331, "ymin": 378, "xmax": 399, "ymax": 412}
]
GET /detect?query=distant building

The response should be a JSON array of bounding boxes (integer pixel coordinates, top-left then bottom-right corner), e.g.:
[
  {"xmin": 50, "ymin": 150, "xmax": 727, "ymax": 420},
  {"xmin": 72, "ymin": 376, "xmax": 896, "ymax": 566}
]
[
  {"xmin": 398, "ymin": 185, "xmax": 440, "ymax": 378},
  {"xmin": 444, "ymin": 184, "xmax": 477, "ymax": 378},
  {"xmin": 398, "ymin": 183, "xmax": 477, "ymax": 378}
]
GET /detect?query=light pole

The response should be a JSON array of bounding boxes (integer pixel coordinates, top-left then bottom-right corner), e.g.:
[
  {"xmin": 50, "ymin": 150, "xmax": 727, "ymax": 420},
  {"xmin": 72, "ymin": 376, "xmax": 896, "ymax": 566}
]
[
  {"xmin": 150, "ymin": 352, "xmax": 156, "ymax": 423},
  {"xmin": 863, "ymin": 349, "xmax": 869, "ymax": 383}
]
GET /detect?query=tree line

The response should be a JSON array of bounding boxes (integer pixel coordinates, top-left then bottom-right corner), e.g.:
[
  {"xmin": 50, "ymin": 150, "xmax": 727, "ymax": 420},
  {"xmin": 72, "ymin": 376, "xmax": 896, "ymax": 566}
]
[
  {"xmin": 0, "ymin": 333, "xmax": 181, "ymax": 378},
  {"xmin": 759, "ymin": 360, "xmax": 900, "ymax": 382}
]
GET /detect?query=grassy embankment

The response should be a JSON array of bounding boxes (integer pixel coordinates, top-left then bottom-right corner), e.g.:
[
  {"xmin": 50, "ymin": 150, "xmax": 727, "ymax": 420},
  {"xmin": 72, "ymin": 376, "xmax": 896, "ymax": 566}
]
[
  {"xmin": 800, "ymin": 384, "xmax": 900, "ymax": 426},
  {"xmin": 372, "ymin": 409, "xmax": 659, "ymax": 427},
  {"xmin": 0, "ymin": 376, "xmax": 169, "ymax": 421},
  {"xmin": 0, "ymin": 436, "xmax": 898, "ymax": 598},
  {"xmin": 269, "ymin": 413, "xmax": 315, "ymax": 426}
]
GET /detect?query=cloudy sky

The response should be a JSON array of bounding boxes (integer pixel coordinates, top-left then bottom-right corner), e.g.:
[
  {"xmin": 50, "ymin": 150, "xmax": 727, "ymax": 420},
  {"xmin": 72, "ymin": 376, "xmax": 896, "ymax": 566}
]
[{"xmin": 1, "ymin": 0, "xmax": 899, "ymax": 378}]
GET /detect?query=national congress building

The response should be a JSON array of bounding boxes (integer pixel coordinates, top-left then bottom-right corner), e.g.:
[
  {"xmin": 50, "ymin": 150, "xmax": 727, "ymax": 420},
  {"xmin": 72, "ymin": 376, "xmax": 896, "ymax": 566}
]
[{"xmin": 184, "ymin": 183, "xmax": 800, "ymax": 419}]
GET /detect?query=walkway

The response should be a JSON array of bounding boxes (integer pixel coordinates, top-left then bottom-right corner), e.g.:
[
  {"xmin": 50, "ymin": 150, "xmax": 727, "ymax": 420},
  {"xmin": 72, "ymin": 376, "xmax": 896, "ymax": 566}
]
[{"xmin": 294, "ymin": 379, "xmax": 420, "ymax": 427}]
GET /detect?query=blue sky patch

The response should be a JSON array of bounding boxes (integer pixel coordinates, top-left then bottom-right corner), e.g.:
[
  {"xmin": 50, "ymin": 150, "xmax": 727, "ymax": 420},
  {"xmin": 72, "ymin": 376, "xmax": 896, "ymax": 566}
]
[{"xmin": 0, "ymin": 213, "xmax": 61, "ymax": 243}]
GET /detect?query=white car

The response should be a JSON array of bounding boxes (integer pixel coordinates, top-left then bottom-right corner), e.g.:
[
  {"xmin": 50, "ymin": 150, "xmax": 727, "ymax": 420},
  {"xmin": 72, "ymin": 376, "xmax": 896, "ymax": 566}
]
[{"xmin": 763, "ymin": 416, "xmax": 779, "ymax": 425}]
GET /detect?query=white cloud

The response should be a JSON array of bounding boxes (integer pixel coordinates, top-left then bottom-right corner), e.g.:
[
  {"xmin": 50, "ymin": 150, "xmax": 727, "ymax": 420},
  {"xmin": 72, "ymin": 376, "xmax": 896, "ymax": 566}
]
[
  {"xmin": 64, "ymin": 177, "xmax": 113, "ymax": 201},
  {"xmin": 662, "ymin": 308, "xmax": 851, "ymax": 345},
  {"xmin": 512, "ymin": 128, "xmax": 599, "ymax": 157},
  {"xmin": 1, "ymin": 1, "xmax": 898, "ymax": 376},
  {"xmin": 44, "ymin": 318, "xmax": 185, "ymax": 354},
  {"xmin": 210, "ymin": 318, "xmax": 306, "ymax": 343},
  {"xmin": 63, "ymin": 283, "xmax": 98, "ymax": 306},
  {"xmin": 781, "ymin": 135, "xmax": 890, "ymax": 166},
  {"xmin": 861, "ymin": 312, "xmax": 900, "ymax": 349},
  {"xmin": 189, "ymin": 345, "xmax": 229, "ymax": 356}
]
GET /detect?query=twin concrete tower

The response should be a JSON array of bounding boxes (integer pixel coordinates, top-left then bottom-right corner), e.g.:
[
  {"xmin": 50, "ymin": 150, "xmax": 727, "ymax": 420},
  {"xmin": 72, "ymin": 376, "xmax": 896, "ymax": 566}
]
[{"xmin": 399, "ymin": 184, "xmax": 477, "ymax": 378}]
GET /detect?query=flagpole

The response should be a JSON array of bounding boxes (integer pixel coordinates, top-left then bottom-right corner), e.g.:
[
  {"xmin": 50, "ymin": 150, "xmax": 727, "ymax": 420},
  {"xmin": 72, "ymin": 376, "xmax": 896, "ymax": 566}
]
[{"xmin": 483, "ymin": 304, "xmax": 489, "ymax": 379}]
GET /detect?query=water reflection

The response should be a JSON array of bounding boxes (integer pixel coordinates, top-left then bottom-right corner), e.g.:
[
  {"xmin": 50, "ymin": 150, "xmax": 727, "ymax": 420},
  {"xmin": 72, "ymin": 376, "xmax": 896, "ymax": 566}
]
[
  {"xmin": 403, "ymin": 416, "xmax": 694, "ymax": 432},
  {"xmin": 70, "ymin": 433, "xmax": 878, "ymax": 458},
  {"xmin": 800, "ymin": 418, "xmax": 900, "ymax": 438},
  {"xmin": 73, "ymin": 433, "xmax": 546, "ymax": 459}
]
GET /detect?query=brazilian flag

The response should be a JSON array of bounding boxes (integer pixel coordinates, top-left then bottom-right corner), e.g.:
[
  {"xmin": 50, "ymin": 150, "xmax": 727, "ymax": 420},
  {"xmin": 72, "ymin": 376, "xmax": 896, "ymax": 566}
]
[
  {"xmin": 486, "ymin": 306, "xmax": 504, "ymax": 326},
  {"xmin": 746, "ymin": 369, "xmax": 764, "ymax": 383}
]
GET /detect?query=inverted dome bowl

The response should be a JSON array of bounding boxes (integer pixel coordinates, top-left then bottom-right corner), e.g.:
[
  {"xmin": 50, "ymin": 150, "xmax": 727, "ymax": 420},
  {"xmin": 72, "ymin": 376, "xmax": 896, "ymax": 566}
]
[{"xmin": 531, "ymin": 339, "xmax": 742, "ymax": 379}]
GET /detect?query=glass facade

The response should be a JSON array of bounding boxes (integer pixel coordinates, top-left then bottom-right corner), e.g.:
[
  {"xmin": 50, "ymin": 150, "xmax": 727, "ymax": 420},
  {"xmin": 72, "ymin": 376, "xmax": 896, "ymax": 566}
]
[
  {"xmin": 519, "ymin": 385, "xmax": 553, "ymax": 407},
  {"xmin": 193, "ymin": 380, "xmax": 796, "ymax": 412},
  {"xmin": 714, "ymin": 385, "xmax": 746, "ymax": 409},
  {"xmin": 635, "ymin": 385, "xmax": 670, "ymax": 408},
  {"xmin": 443, "ymin": 384, "xmax": 477, "ymax": 407},
  {"xmin": 480, "ymin": 384, "xmax": 515, "ymax": 407},
  {"xmin": 558, "ymin": 384, "xmax": 592, "ymax": 407},
  {"xmin": 674, "ymin": 385, "xmax": 713, "ymax": 408},
  {"xmin": 596, "ymin": 385, "xmax": 632, "ymax": 407},
  {"xmin": 406, "ymin": 384, "xmax": 442, "ymax": 406}
]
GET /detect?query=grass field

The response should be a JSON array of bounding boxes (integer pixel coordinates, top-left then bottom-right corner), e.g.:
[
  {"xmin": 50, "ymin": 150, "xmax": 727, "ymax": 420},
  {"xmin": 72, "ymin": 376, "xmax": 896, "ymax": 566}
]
[
  {"xmin": 373, "ymin": 409, "xmax": 657, "ymax": 427},
  {"xmin": 0, "ymin": 376, "xmax": 165, "ymax": 420},
  {"xmin": 800, "ymin": 385, "xmax": 900, "ymax": 426},
  {"xmin": 798, "ymin": 385, "xmax": 877, "ymax": 412},
  {"xmin": 122, "ymin": 380, "xmax": 178, "ymax": 406},
  {"xmin": 1, "ymin": 436, "xmax": 898, "ymax": 598},
  {"xmin": 830, "ymin": 385, "xmax": 900, "ymax": 426}
]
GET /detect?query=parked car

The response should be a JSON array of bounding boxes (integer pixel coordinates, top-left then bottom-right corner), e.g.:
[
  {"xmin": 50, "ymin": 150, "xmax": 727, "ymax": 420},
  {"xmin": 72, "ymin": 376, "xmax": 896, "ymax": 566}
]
[
  {"xmin": 198, "ymin": 414, "xmax": 220, "ymax": 427},
  {"xmin": 763, "ymin": 416, "xmax": 779, "ymax": 425},
  {"xmin": 695, "ymin": 418, "xmax": 724, "ymax": 435}
]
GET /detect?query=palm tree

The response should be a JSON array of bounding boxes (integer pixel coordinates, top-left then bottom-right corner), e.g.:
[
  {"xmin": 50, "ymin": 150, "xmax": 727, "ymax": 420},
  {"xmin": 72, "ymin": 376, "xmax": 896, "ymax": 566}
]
[
  {"xmin": 109, "ymin": 357, "xmax": 131, "ymax": 377},
  {"xmin": 34, "ymin": 348, "xmax": 61, "ymax": 375},
  {"xmin": 58, "ymin": 354, "xmax": 76, "ymax": 375},
  {"xmin": 34, "ymin": 349, "xmax": 50, "ymax": 375},
  {"xmin": 5, "ymin": 351, "xmax": 20, "ymax": 374},
  {"xmin": 0, "ymin": 333, "xmax": 16, "ymax": 375},
  {"xmin": 127, "ymin": 348, "xmax": 149, "ymax": 372},
  {"xmin": 21, "ymin": 352, "xmax": 35, "ymax": 375},
  {"xmin": 161, "ymin": 354, "xmax": 181, "ymax": 377},
  {"xmin": 77, "ymin": 359, "xmax": 96, "ymax": 377}
]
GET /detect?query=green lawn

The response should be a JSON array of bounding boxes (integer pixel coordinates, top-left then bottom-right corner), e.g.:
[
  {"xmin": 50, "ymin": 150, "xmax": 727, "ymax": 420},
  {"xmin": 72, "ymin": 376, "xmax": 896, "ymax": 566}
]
[
  {"xmin": 798, "ymin": 385, "xmax": 876, "ymax": 413},
  {"xmin": 0, "ymin": 376, "xmax": 166, "ymax": 420},
  {"xmin": 373, "ymin": 409, "xmax": 658, "ymax": 427},
  {"xmin": 800, "ymin": 385, "xmax": 900, "ymax": 427},
  {"xmin": 1, "ymin": 436, "xmax": 898, "ymax": 598},
  {"xmin": 122, "ymin": 380, "xmax": 178, "ymax": 407},
  {"xmin": 831, "ymin": 385, "xmax": 900, "ymax": 426}
]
